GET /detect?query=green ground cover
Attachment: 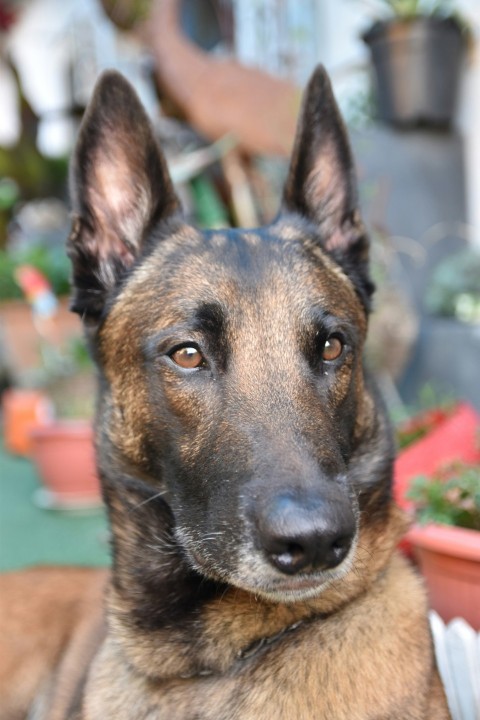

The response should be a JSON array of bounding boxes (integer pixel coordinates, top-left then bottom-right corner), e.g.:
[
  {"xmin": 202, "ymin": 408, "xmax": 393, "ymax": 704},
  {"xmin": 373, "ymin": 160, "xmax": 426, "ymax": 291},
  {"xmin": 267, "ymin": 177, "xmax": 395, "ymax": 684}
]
[{"xmin": 0, "ymin": 444, "xmax": 110, "ymax": 572}]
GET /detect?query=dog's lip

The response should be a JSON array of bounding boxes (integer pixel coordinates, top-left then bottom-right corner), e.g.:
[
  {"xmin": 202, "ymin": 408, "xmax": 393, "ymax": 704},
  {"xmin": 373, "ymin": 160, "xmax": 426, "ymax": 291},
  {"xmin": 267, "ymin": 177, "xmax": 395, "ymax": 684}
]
[
  {"xmin": 247, "ymin": 571, "xmax": 335, "ymax": 600},
  {"xmin": 248, "ymin": 574, "xmax": 334, "ymax": 604},
  {"xmin": 270, "ymin": 574, "xmax": 330, "ymax": 593}
]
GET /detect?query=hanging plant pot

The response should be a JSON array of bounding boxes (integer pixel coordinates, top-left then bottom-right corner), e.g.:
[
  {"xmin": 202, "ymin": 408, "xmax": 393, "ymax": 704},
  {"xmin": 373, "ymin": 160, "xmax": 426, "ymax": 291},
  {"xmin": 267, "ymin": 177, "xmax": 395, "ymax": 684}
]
[
  {"xmin": 29, "ymin": 421, "xmax": 101, "ymax": 509},
  {"xmin": 362, "ymin": 17, "xmax": 466, "ymax": 128}
]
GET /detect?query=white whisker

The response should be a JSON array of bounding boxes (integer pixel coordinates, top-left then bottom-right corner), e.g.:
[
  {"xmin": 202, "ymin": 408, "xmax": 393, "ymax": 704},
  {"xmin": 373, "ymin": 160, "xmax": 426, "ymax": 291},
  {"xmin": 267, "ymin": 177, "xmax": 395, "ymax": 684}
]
[{"xmin": 130, "ymin": 489, "xmax": 168, "ymax": 512}]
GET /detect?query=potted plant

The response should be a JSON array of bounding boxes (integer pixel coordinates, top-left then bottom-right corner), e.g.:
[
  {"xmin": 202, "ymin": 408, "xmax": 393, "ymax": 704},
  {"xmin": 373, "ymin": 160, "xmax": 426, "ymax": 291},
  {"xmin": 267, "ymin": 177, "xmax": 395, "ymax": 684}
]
[
  {"xmin": 1, "ymin": 264, "xmax": 101, "ymax": 508},
  {"xmin": 29, "ymin": 420, "xmax": 100, "ymax": 510},
  {"xmin": 0, "ymin": 222, "xmax": 79, "ymax": 378},
  {"xmin": 394, "ymin": 401, "xmax": 480, "ymax": 510},
  {"xmin": 27, "ymin": 337, "xmax": 101, "ymax": 510},
  {"xmin": 358, "ymin": 0, "xmax": 470, "ymax": 127},
  {"xmin": 406, "ymin": 462, "xmax": 480, "ymax": 629},
  {"xmin": 1, "ymin": 258, "xmax": 83, "ymax": 452},
  {"xmin": 3, "ymin": 340, "xmax": 101, "ymax": 508}
]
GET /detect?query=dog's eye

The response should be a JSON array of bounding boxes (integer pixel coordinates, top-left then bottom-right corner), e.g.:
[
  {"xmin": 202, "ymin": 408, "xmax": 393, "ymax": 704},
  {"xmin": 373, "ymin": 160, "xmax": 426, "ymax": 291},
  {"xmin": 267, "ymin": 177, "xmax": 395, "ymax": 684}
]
[
  {"xmin": 170, "ymin": 346, "xmax": 205, "ymax": 369},
  {"xmin": 322, "ymin": 336, "xmax": 343, "ymax": 362}
]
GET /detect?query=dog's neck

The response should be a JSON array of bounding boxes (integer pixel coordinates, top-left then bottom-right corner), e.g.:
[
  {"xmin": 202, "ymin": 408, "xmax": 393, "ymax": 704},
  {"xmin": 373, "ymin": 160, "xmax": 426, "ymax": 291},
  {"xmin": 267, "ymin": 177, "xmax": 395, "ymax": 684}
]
[{"xmin": 101, "ymin": 473, "xmax": 408, "ymax": 682}]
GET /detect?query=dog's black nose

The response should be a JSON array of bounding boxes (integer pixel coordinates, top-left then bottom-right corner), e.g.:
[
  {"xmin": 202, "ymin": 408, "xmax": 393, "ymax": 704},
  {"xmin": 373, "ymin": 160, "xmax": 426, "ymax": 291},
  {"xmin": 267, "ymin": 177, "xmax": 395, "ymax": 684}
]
[{"xmin": 254, "ymin": 493, "xmax": 356, "ymax": 575}]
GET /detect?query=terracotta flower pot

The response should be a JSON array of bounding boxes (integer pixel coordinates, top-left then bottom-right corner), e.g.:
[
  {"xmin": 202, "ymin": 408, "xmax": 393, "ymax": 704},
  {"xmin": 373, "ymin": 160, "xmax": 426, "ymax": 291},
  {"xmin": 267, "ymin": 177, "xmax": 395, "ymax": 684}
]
[
  {"xmin": 407, "ymin": 523, "xmax": 480, "ymax": 630},
  {"xmin": 2, "ymin": 388, "xmax": 53, "ymax": 455},
  {"xmin": 29, "ymin": 421, "xmax": 101, "ymax": 509}
]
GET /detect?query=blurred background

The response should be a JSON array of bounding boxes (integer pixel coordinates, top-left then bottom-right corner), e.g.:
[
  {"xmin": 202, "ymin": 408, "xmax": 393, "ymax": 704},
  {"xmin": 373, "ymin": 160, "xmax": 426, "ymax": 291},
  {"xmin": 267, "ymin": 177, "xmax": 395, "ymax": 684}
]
[{"xmin": 0, "ymin": 0, "xmax": 479, "ymax": 580}]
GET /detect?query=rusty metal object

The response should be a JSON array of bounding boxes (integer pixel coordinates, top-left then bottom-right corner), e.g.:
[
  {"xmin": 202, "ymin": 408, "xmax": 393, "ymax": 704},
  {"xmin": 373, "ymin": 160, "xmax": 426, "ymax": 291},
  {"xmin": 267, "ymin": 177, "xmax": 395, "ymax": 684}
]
[{"xmin": 145, "ymin": 0, "xmax": 300, "ymax": 156}]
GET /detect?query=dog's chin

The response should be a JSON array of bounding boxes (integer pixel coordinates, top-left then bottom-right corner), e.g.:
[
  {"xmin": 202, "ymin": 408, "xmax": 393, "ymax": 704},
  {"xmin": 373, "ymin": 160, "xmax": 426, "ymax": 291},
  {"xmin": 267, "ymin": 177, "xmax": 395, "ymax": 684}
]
[{"xmin": 249, "ymin": 577, "xmax": 335, "ymax": 604}]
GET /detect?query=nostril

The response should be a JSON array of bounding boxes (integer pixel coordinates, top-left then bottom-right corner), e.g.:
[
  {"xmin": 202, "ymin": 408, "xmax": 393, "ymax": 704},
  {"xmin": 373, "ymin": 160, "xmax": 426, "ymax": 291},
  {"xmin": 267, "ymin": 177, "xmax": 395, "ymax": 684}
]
[
  {"xmin": 270, "ymin": 542, "xmax": 308, "ymax": 575},
  {"xmin": 287, "ymin": 542, "xmax": 304, "ymax": 558},
  {"xmin": 268, "ymin": 530, "xmax": 353, "ymax": 575},
  {"xmin": 328, "ymin": 535, "xmax": 352, "ymax": 567}
]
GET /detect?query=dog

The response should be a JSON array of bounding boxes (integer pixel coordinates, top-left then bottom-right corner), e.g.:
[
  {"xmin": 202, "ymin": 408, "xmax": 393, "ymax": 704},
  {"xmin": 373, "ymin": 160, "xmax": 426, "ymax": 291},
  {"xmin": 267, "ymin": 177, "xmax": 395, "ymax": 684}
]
[{"xmin": 0, "ymin": 66, "xmax": 451, "ymax": 719}]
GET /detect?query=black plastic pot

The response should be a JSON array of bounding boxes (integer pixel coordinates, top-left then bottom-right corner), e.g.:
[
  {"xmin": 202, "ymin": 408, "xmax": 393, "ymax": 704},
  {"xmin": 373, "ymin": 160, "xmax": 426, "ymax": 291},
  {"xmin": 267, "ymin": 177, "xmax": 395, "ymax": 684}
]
[{"xmin": 363, "ymin": 17, "xmax": 466, "ymax": 128}]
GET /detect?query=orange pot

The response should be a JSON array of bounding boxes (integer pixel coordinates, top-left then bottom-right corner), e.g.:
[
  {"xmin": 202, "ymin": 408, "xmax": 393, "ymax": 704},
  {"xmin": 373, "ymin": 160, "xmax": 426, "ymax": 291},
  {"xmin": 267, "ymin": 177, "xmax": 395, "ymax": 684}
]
[
  {"xmin": 2, "ymin": 388, "xmax": 53, "ymax": 455},
  {"xmin": 407, "ymin": 523, "xmax": 480, "ymax": 630},
  {"xmin": 29, "ymin": 421, "xmax": 102, "ymax": 509}
]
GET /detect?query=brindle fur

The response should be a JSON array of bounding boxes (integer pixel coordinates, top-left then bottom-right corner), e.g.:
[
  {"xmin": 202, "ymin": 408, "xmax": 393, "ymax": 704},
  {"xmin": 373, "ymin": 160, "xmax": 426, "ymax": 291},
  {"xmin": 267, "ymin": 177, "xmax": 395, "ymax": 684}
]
[{"xmin": 0, "ymin": 67, "xmax": 450, "ymax": 719}]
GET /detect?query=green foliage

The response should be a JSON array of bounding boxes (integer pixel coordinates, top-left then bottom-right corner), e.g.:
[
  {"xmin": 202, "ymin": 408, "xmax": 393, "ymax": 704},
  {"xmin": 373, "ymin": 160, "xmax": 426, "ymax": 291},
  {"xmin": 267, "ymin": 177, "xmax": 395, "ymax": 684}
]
[
  {"xmin": 343, "ymin": 86, "xmax": 376, "ymax": 129},
  {"xmin": 22, "ymin": 337, "xmax": 95, "ymax": 420},
  {"xmin": 190, "ymin": 176, "xmax": 230, "ymax": 229},
  {"xmin": 99, "ymin": 0, "xmax": 151, "ymax": 30},
  {"xmin": 0, "ymin": 243, "xmax": 71, "ymax": 301},
  {"xmin": 352, "ymin": 0, "xmax": 470, "ymax": 31},
  {"xmin": 361, "ymin": 0, "xmax": 460, "ymax": 19},
  {"xmin": 0, "ymin": 178, "xmax": 19, "ymax": 212},
  {"xmin": 39, "ymin": 337, "xmax": 93, "ymax": 379},
  {"xmin": 408, "ymin": 463, "xmax": 480, "ymax": 530},
  {"xmin": 426, "ymin": 248, "xmax": 480, "ymax": 324}
]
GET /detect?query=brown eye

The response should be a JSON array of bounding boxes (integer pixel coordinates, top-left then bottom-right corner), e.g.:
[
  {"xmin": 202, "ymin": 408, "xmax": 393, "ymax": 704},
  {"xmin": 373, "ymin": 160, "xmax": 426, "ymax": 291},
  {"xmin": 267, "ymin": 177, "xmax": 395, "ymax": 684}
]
[
  {"xmin": 322, "ymin": 336, "xmax": 343, "ymax": 362},
  {"xmin": 170, "ymin": 346, "xmax": 205, "ymax": 369}
]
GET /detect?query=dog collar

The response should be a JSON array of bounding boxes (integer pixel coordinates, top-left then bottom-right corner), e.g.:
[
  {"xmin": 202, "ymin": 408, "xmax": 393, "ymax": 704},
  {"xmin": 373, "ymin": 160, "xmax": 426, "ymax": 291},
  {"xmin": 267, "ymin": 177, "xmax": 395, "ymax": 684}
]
[
  {"xmin": 178, "ymin": 620, "xmax": 304, "ymax": 680},
  {"xmin": 237, "ymin": 619, "xmax": 304, "ymax": 660}
]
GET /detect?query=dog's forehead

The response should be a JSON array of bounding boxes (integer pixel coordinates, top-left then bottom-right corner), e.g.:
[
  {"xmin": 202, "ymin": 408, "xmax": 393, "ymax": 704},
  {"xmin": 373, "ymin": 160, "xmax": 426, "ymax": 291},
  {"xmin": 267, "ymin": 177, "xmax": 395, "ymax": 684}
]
[{"xmin": 111, "ymin": 223, "xmax": 364, "ymax": 330}]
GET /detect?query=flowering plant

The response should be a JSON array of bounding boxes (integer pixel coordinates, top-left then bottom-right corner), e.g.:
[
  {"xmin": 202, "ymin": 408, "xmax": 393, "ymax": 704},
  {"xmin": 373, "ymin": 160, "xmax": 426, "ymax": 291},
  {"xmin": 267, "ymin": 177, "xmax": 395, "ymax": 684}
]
[
  {"xmin": 407, "ymin": 462, "xmax": 480, "ymax": 530},
  {"xmin": 396, "ymin": 405, "xmax": 455, "ymax": 450}
]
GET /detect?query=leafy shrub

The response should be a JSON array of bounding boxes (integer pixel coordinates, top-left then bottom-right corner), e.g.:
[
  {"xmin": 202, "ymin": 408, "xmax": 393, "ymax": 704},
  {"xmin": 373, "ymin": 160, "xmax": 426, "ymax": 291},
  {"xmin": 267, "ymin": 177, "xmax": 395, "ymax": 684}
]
[
  {"xmin": 408, "ymin": 462, "xmax": 480, "ymax": 530},
  {"xmin": 0, "ymin": 243, "xmax": 70, "ymax": 301},
  {"xmin": 425, "ymin": 249, "xmax": 480, "ymax": 324}
]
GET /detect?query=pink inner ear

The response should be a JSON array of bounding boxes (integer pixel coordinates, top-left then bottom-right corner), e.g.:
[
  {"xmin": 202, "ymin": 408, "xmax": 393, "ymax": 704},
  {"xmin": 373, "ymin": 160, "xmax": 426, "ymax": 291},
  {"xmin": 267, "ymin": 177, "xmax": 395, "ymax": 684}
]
[
  {"xmin": 307, "ymin": 141, "xmax": 343, "ymax": 200},
  {"xmin": 305, "ymin": 138, "xmax": 347, "ymax": 235},
  {"xmin": 96, "ymin": 159, "xmax": 131, "ymax": 216},
  {"xmin": 325, "ymin": 228, "xmax": 346, "ymax": 251},
  {"xmin": 88, "ymin": 144, "xmax": 153, "ymax": 259},
  {"xmin": 325, "ymin": 210, "xmax": 365, "ymax": 253}
]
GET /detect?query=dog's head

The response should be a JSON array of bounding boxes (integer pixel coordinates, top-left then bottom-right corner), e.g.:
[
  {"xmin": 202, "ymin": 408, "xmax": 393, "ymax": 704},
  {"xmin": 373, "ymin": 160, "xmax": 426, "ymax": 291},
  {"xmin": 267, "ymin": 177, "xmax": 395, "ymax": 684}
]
[{"xmin": 69, "ymin": 67, "xmax": 393, "ymax": 604}]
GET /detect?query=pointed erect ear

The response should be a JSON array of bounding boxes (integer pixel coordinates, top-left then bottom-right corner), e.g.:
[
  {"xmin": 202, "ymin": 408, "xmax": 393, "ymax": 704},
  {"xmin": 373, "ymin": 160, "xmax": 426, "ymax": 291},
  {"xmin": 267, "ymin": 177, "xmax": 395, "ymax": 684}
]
[
  {"xmin": 282, "ymin": 66, "xmax": 372, "ymax": 302},
  {"xmin": 68, "ymin": 70, "xmax": 181, "ymax": 321}
]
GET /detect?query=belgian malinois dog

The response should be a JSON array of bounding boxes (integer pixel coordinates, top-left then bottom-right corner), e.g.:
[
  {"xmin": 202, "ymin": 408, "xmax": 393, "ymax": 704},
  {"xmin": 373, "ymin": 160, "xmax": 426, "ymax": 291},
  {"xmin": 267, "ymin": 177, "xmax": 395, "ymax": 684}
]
[{"xmin": 0, "ymin": 67, "xmax": 451, "ymax": 719}]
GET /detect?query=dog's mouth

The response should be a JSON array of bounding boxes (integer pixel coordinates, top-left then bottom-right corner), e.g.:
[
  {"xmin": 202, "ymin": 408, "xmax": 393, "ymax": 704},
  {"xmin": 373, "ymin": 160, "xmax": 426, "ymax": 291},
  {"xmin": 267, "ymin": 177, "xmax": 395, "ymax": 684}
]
[
  {"xmin": 221, "ymin": 538, "xmax": 357, "ymax": 604},
  {"xmin": 174, "ymin": 523, "xmax": 358, "ymax": 604},
  {"xmin": 230, "ymin": 521, "xmax": 360, "ymax": 603}
]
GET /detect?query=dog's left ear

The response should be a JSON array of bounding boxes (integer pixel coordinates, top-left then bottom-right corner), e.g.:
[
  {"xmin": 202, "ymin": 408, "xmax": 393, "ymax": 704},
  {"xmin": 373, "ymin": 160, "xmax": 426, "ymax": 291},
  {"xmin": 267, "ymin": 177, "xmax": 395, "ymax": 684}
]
[
  {"xmin": 282, "ymin": 66, "xmax": 372, "ymax": 302},
  {"xmin": 68, "ymin": 70, "xmax": 181, "ymax": 322}
]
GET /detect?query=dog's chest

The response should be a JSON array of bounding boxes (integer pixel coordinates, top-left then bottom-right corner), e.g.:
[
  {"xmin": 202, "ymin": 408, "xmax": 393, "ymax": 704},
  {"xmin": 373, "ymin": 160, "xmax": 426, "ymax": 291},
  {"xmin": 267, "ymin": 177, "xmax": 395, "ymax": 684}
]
[{"xmin": 82, "ymin": 559, "xmax": 435, "ymax": 720}]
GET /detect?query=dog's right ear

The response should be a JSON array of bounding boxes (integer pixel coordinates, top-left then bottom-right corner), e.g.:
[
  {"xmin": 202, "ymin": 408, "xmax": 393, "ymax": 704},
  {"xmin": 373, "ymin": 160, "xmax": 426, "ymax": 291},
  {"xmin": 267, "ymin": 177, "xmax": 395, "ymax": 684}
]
[
  {"xmin": 281, "ymin": 66, "xmax": 373, "ymax": 307},
  {"xmin": 68, "ymin": 71, "xmax": 180, "ymax": 322}
]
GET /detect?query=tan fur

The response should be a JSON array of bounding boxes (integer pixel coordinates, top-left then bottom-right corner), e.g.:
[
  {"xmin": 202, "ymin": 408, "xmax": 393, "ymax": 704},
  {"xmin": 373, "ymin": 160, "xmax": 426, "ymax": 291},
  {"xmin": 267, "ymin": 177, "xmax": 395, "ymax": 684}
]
[
  {"xmin": 0, "ymin": 65, "xmax": 452, "ymax": 719},
  {"xmin": 0, "ymin": 568, "xmax": 106, "ymax": 720},
  {"xmin": 0, "ymin": 236, "xmax": 451, "ymax": 720},
  {"xmin": 0, "ymin": 509, "xmax": 450, "ymax": 719},
  {"xmin": 0, "ymin": 248, "xmax": 450, "ymax": 720}
]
